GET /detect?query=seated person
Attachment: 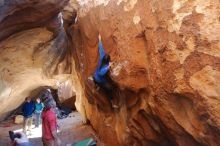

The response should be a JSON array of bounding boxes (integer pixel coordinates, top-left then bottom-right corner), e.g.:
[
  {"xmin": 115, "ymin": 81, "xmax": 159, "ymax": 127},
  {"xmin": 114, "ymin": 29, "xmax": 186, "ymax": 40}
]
[{"xmin": 8, "ymin": 131, "xmax": 34, "ymax": 146}]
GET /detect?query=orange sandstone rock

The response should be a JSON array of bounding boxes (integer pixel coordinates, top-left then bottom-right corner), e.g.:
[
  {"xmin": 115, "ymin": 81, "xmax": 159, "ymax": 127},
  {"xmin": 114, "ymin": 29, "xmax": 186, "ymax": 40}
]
[{"xmin": 69, "ymin": 0, "xmax": 220, "ymax": 145}]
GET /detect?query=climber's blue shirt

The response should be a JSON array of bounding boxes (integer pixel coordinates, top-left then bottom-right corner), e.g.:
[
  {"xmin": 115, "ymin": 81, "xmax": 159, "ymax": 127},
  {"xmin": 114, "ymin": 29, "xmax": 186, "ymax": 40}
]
[{"xmin": 93, "ymin": 40, "xmax": 109, "ymax": 83}]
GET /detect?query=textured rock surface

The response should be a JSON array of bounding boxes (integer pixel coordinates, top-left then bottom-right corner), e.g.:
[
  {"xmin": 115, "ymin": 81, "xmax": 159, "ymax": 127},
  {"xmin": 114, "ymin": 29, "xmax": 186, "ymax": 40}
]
[
  {"xmin": 0, "ymin": 0, "xmax": 220, "ymax": 146},
  {"xmin": 0, "ymin": 0, "xmax": 72, "ymax": 120},
  {"xmin": 70, "ymin": 0, "xmax": 220, "ymax": 146},
  {"xmin": 0, "ymin": 0, "xmax": 69, "ymax": 41}
]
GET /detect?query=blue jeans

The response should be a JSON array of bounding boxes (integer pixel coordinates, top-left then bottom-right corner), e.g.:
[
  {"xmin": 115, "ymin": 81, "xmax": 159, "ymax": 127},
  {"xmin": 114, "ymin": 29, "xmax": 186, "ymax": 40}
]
[{"xmin": 35, "ymin": 112, "xmax": 41, "ymax": 127}]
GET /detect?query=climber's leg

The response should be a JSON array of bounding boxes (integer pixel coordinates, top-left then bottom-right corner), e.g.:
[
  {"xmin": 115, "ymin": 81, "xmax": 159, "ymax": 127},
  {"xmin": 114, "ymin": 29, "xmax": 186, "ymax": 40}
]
[
  {"xmin": 100, "ymin": 82, "xmax": 119, "ymax": 109},
  {"xmin": 100, "ymin": 82, "xmax": 113, "ymax": 100}
]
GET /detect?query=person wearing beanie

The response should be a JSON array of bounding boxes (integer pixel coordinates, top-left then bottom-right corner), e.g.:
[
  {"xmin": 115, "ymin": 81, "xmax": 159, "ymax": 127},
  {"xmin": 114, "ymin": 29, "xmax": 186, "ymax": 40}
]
[{"xmin": 42, "ymin": 96, "xmax": 61, "ymax": 146}]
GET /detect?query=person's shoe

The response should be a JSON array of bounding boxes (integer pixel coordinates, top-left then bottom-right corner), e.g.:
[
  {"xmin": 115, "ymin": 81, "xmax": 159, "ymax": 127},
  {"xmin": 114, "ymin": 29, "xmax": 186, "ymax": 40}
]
[
  {"xmin": 23, "ymin": 130, "xmax": 27, "ymax": 135},
  {"xmin": 112, "ymin": 104, "xmax": 119, "ymax": 109},
  {"xmin": 88, "ymin": 76, "xmax": 94, "ymax": 82},
  {"xmin": 28, "ymin": 132, "xmax": 32, "ymax": 136},
  {"xmin": 96, "ymin": 86, "xmax": 100, "ymax": 91},
  {"xmin": 110, "ymin": 100, "xmax": 119, "ymax": 109}
]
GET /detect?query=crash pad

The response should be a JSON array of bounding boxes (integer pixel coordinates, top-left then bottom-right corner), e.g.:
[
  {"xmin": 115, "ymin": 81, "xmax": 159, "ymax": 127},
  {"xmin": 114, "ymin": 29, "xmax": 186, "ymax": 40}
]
[{"xmin": 74, "ymin": 138, "xmax": 96, "ymax": 146}]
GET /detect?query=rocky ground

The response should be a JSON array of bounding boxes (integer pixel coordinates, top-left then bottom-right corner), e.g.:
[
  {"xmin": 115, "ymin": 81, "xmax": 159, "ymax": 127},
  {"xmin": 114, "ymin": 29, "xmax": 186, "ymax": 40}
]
[{"xmin": 0, "ymin": 112, "xmax": 101, "ymax": 146}]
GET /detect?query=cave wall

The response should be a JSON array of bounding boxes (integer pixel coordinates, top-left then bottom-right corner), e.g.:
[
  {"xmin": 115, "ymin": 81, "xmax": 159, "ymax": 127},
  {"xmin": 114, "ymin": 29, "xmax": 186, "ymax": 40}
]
[
  {"xmin": 0, "ymin": 0, "xmax": 74, "ymax": 119},
  {"xmin": 0, "ymin": 0, "xmax": 220, "ymax": 145},
  {"xmin": 70, "ymin": 0, "xmax": 220, "ymax": 146}
]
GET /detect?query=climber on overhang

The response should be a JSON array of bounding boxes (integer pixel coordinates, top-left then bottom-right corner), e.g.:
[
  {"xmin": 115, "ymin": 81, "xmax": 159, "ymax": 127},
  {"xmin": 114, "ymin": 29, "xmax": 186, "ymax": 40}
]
[{"xmin": 90, "ymin": 34, "xmax": 119, "ymax": 109}]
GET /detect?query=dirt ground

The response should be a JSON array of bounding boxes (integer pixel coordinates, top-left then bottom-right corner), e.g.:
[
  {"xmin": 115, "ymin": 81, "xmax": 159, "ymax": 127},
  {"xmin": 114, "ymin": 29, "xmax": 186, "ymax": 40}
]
[{"xmin": 0, "ymin": 112, "xmax": 102, "ymax": 146}]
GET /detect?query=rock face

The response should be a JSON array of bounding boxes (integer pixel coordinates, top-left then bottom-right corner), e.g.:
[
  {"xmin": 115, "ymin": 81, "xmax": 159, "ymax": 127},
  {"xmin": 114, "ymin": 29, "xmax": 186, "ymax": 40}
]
[
  {"xmin": 0, "ymin": 0, "xmax": 220, "ymax": 146},
  {"xmin": 0, "ymin": 0, "xmax": 69, "ymax": 41},
  {"xmin": 70, "ymin": 0, "xmax": 220, "ymax": 146},
  {"xmin": 0, "ymin": 0, "xmax": 72, "ymax": 119}
]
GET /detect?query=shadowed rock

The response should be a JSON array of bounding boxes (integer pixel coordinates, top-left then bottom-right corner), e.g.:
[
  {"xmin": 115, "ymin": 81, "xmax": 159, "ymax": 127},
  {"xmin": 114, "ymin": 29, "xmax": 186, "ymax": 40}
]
[{"xmin": 0, "ymin": 0, "xmax": 69, "ymax": 41}]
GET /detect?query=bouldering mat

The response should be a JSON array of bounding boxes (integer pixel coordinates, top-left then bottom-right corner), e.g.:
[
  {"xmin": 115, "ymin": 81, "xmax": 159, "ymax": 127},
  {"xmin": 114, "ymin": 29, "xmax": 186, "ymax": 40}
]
[{"xmin": 73, "ymin": 138, "xmax": 96, "ymax": 146}]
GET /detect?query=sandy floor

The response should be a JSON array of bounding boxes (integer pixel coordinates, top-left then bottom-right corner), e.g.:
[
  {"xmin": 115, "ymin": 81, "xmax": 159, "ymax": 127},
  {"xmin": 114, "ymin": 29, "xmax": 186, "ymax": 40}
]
[{"xmin": 0, "ymin": 112, "xmax": 102, "ymax": 146}]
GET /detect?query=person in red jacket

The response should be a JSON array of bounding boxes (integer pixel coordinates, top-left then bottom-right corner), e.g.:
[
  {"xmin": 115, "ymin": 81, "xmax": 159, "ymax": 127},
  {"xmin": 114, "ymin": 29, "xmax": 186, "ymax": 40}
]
[{"xmin": 42, "ymin": 97, "xmax": 61, "ymax": 146}]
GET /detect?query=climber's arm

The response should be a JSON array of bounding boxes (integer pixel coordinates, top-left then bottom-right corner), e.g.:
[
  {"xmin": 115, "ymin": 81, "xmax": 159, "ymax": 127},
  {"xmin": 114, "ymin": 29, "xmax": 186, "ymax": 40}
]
[{"xmin": 98, "ymin": 65, "xmax": 109, "ymax": 76}]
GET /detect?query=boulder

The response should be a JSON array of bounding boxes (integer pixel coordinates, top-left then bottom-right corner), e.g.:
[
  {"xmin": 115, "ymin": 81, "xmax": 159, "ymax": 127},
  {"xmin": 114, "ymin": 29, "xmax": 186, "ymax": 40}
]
[
  {"xmin": 0, "ymin": 0, "xmax": 72, "ymax": 120},
  {"xmin": 69, "ymin": 0, "xmax": 220, "ymax": 145}
]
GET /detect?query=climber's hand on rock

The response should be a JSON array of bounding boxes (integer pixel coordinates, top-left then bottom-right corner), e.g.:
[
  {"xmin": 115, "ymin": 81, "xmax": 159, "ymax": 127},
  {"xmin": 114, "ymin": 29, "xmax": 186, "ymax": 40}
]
[
  {"xmin": 109, "ymin": 62, "xmax": 113, "ymax": 68},
  {"xmin": 98, "ymin": 34, "xmax": 101, "ymax": 41}
]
